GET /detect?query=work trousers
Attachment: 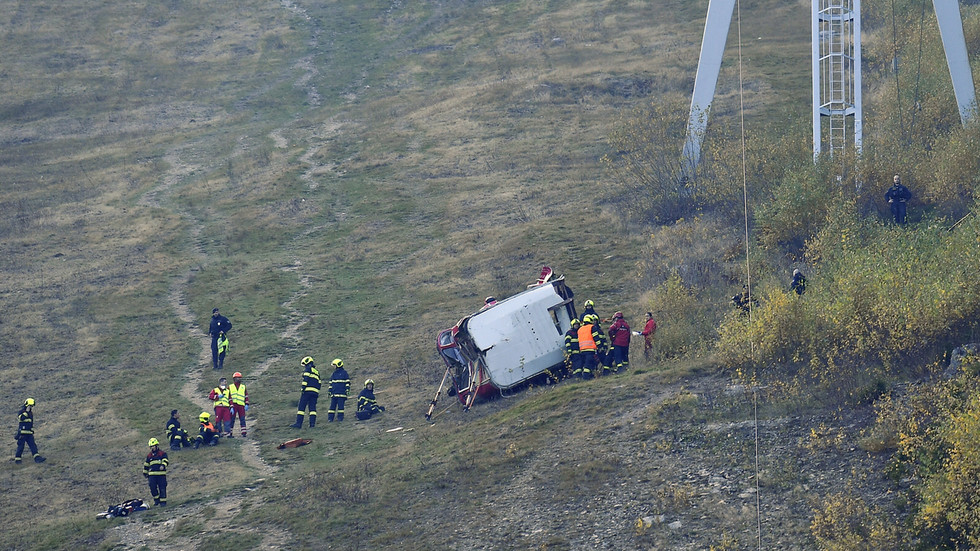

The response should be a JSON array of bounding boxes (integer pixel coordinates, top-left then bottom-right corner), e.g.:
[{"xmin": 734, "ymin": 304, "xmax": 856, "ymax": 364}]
[
  {"xmin": 15, "ymin": 435, "xmax": 39, "ymax": 460},
  {"xmin": 328, "ymin": 396, "xmax": 347, "ymax": 421},
  {"xmin": 148, "ymin": 476, "xmax": 167, "ymax": 506},
  {"xmin": 229, "ymin": 404, "xmax": 247, "ymax": 436},
  {"xmin": 213, "ymin": 405, "xmax": 232, "ymax": 435}
]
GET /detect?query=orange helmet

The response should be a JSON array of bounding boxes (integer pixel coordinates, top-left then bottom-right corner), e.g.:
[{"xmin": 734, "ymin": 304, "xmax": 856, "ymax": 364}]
[{"xmin": 233, "ymin": 372, "xmax": 243, "ymax": 378}]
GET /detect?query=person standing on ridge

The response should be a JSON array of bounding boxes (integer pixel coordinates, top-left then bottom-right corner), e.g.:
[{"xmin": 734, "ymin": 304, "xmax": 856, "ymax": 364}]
[
  {"xmin": 291, "ymin": 356, "xmax": 321, "ymax": 428},
  {"xmin": 640, "ymin": 312, "xmax": 657, "ymax": 361},
  {"xmin": 355, "ymin": 379, "xmax": 385, "ymax": 420},
  {"xmin": 607, "ymin": 311, "xmax": 632, "ymax": 373},
  {"xmin": 208, "ymin": 308, "xmax": 232, "ymax": 370},
  {"xmin": 582, "ymin": 300, "xmax": 599, "ymax": 323},
  {"xmin": 327, "ymin": 359, "xmax": 351, "ymax": 422},
  {"xmin": 13, "ymin": 398, "xmax": 45, "ymax": 464},
  {"xmin": 166, "ymin": 410, "xmax": 194, "ymax": 451},
  {"xmin": 228, "ymin": 372, "xmax": 249, "ymax": 437},
  {"xmin": 208, "ymin": 377, "xmax": 232, "ymax": 437},
  {"xmin": 884, "ymin": 174, "xmax": 912, "ymax": 225},
  {"xmin": 142, "ymin": 438, "xmax": 168, "ymax": 506}
]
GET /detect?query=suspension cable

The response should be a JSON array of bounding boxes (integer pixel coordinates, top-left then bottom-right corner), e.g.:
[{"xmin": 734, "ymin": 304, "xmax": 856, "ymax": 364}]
[{"xmin": 734, "ymin": 1, "xmax": 762, "ymax": 549}]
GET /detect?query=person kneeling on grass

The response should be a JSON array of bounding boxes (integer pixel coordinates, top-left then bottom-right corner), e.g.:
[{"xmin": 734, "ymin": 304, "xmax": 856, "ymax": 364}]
[{"xmin": 356, "ymin": 379, "xmax": 385, "ymax": 420}]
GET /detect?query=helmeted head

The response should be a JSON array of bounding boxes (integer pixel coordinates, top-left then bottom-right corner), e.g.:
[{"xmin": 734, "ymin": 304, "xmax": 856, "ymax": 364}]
[
  {"xmin": 585, "ymin": 314, "xmax": 597, "ymax": 324},
  {"xmin": 233, "ymin": 372, "xmax": 243, "ymax": 381},
  {"xmin": 485, "ymin": 296, "xmax": 496, "ymax": 305},
  {"xmin": 332, "ymin": 358, "xmax": 344, "ymax": 369},
  {"xmin": 793, "ymin": 268, "xmax": 801, "ymax": 277},
  {"xmin": 364, "ymin": 379, "xmax": 375, "ymax": 389},
  {"xmin": 199, "ymin": 412, "xmax": 211, "ymax": 423},
  {"xmin": 613, "ymin": 311, "xmax": 624, "ymax": 319},
  {"xmin": 24, "ymin": 398, "xmax": 35, "ymax": 408},
  {"xmin": 584, "ymin": 300, "xmax": 594, "ymax": 309},
  {"xmin": 571, "ymin": 318, "xmax": 581, "ymax": 328},
  {"xmin": 148, "ymin": 437, "xmax": 160, "ymax": 447},
  {"xmin": 301, "ymin": 356, "xmax": 315, "ymax": 367}
]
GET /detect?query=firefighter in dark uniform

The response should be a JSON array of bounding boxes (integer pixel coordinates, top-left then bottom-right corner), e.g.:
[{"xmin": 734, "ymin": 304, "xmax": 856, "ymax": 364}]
[
  {"xmin": 13, "ymin": 398, "xmax": 45, "ymax": 464},
  {"xmin": 292, "ymin": 356, "xmax": 321, "ymax": 428},
  {"xmin": 327, "ymin": 358, "xmax": 351, "ymax": 422},
  {"xmin": 166, "ymin": 410, "xmax": 194, "ymax": 450},
  {"xmin": 582, "ymin": 300, "xmax": 599, "ymax": 324},
  {"xmin": 194, "ymin": 412, "xmax": 220, "ymax": 448},
  {"xmin": 356, "ymin": 379, "xmax": 386, "ymax": 420},
  {"xmin": 585, "ymin": 314, "xmax": 610, "ymax": 375},
  {"xmin": 143, "ymin": 438, "xmax": 169, "ymax": 506},
  {"xmin": 564, "ymin": 319, "xmax": 583, "ymax": 379}
]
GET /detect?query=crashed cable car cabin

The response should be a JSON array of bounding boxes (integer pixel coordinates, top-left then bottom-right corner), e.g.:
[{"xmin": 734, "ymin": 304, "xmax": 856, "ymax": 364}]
[{"xmin": 434, "ymin": 273, "xmax": 576, "ymax": 412}]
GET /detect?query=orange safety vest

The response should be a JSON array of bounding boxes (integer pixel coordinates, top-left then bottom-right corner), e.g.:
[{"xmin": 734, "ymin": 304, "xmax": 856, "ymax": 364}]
[{"xmin": 577, "ymin": 324, "xmax": 597, "ymax": 351}]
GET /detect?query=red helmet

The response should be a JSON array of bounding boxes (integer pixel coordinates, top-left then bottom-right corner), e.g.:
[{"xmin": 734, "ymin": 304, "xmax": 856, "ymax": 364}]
[{"xmin": 233, "ymin": 372, "xmax": 243, "ymax": 378}]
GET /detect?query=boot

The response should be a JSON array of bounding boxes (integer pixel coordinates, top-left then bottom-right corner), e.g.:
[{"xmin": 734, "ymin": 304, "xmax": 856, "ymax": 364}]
[
  {"xmin": 290, "ymin": 414, "xmax": 304, "ymax": 429},
  {"xmin": 309, "ymin": 416, "xmax": 316, "ymax": 428},
  {"xmin": 193, "ymin": 439, "xmax": 201, "ymax": 449},
  {"xmin": 34, "ymin": 455, "xmax": 46, "ymax": 463}
]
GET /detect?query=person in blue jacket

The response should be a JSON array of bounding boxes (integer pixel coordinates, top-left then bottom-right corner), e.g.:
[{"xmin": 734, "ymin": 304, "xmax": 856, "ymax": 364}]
[{"xmin": 327, "ymin": 359, "xmax": 351, "ymax": 422}]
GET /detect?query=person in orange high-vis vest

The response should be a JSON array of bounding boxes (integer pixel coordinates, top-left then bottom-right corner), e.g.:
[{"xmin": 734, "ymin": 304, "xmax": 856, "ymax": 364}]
[
  {"xmin": 208, "ymin": 377, "xmax": 232, "ymax": 437},
  {"xmin": 228, "ymin": 372, "xmax": 249, "ymax": 437},
  {"xmin": 577, "ymin": 319, "xmax": 598, "ymax": 380}
]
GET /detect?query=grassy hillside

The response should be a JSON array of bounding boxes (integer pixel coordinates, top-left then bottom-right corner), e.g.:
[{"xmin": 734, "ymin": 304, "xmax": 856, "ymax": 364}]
[{"xmin": 1, "ymin": 0, "xmax": 975, "ymax": 549}]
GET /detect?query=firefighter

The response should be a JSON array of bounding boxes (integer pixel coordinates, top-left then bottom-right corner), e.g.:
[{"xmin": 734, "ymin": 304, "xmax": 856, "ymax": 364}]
[
  {"xmin": 228, "ymin": 372, "xmax": 249, "ymax": 437},
  {"xmin": 577, "ymin": 317, "xmax": 598, "ymax": 380},
  {"xmin": 790, "ymin": 269, "xmax": 807, "ymax": 296},
  {"xmin": 564, "ymin": 319, "xmax": 583, "ymax": 378},
  {"xmin": 13, "ymin": 398, "xmax": 45, "ymax": 464},
  {"xmin": 607, "ymin": 311, "xmax": 631, "ymax": 373},
  {"xmin": 194, "ymin": 412, "xmax": 220, "ymax": 448},
  {"xmin": 582, "ymin": 314, "xmax": 610, "ymax": 375},
  {"xmin": 166, "ymin": 410, "xmax": 194, "ymax": 451},
  {"xmin": 355, "ymin": 379, "xmax": 385, "ymax": 420},
  {"xmin": 142, "ymin": 438, "xmax": 168, "ymax": 506},
  {"xmin": 327, "ymin": 359, "xmax": 351, "ymax": 422},
  {"xmin": 208, "ymin": 377, "xmax": 232, "ymax": 437},
  {"xmin": 291, "ymin": 356, "xmax": 321, "ymax": 428},
  {"xmin": 582, "ymin": 300, "xmax": 599, "ymax": 323}
]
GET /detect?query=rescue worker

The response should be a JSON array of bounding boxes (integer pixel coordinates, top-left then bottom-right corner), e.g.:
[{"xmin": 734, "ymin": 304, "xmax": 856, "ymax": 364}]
[
  {"xmin": 884, "ymin": 174, "xmax": 912, "ymax": 225},
  {"xmin": 208, "ymin": 377, "xmax": 232, "ymax": 437},
  {"xmin": 208, "ymin": 307, "xmax": 232, "ymax": 369},
  {"xmin": 790, "ymin": 269, "xmax": 807, "ymax": 296},
  {"xmin": 216, "ymin": 331, "xmax": 229, "ymax": 369},
  {"xmin": 585, "ymin": 314, "xmax": 610, "ymax": 375},
  {"xmin": 355, "ymin": 379, "xmax": 386, "ymax": 420},
  {"xmin": 227, "ymin": 372, "xmax": 249, "ymax": 437},
  {"xmin": 564, "ymin": 319, "xmax": 583, "ymax": 378},
  {"xmin": 582, "ymin": 300, "xmax": 599, "ymax": 323},
  {"xmin": 607, "ymin": 311, "xmax": 631, "ymax": 373},
  {"xmin": 640, "ymin": 312, "xmax": 658, "ymax": 361},
  {"xmin": 194, "ymin": 412, "xmax": 220, "ymax": 448},
  {"xmin": 327, "ymin": 359, "xmax": 351, "ymax": 422},
  {"xmin": 166, "ymin": 410, "xmax": 194, "ymax": 451},
  {"xmin": 13, "ymin": 398, "xmax": 45, "ymax": 464},
  {"xmin": 577, "ymin": 317, "xmax": 598, "ymax": 380},
  {"xmin": 142, "ymin": 438, "xmax": 168, "ymax": 506},
  {"xmin": 291, "ymin": 356, "xmax": 321, "ymax": 428}
]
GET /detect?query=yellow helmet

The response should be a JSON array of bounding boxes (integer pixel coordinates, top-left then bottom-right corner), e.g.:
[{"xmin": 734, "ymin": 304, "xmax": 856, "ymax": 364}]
[
  {"xmin": 199, "ymin": 412, "xmax": 211, "ymax": 422},
  {"xmin": 148, "ymin": 438, "xmax": 160, "ymax": 447},
  {"xmin": 584, "ymin": 299, "xmax": 594, "ymax": 308},
  {"xmin": 24, "ymin": 398, "xmax": 35, "ymax": 407},
  {"xmin": 301, "ymin": 356, "xmax": 315, "ymax": 366},
  {"xmin": 364, "ymin": 379, "xmax": 375, "ymax": 387},
  {"xmin": 331, "ymin": 358, "xmax": 344, "ymax": 368},
  {"xmin": 571, "ymin": 319, "xmax": 580, "ymax": 327}
]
